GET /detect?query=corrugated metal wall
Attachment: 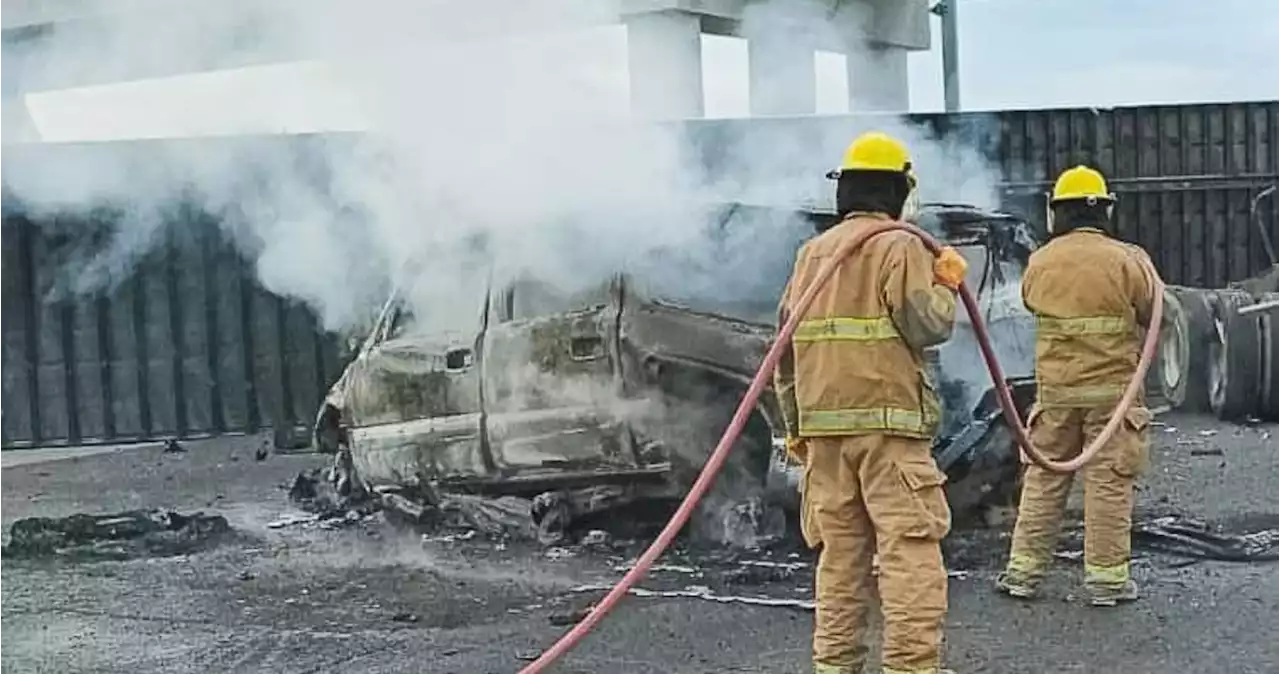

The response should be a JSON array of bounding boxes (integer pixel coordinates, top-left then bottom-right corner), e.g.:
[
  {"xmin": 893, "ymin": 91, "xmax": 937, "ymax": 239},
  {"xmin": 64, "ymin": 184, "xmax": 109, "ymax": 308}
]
[
  {"xmin": 3, "ymin": 101, "xmax": 1276, "ymax": 448},
  {"xmin": 979, "ymin": 102, "xmax": 1278, "ymax": 288},
  {"xmin": 0, "ymin": 211, "xmax": 344, "ymax": 448}
]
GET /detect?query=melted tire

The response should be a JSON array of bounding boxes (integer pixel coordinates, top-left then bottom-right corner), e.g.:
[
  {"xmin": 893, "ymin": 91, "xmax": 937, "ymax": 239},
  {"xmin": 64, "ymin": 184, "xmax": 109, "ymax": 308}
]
[
  {"xmin": 1145, "ymin": 287, "xmax": 1190, "ymax": 412},
  {"xmin": 1257, "ymin": 306, "xmax": 1279, "ymax": 421},
  {"xmin": 1208, "ymin": 289, "xmax": 1262, "ymax": 421},
  {"xmin": 1171, "ymin": 286, "xmax": 1217, "ymax": 413}
]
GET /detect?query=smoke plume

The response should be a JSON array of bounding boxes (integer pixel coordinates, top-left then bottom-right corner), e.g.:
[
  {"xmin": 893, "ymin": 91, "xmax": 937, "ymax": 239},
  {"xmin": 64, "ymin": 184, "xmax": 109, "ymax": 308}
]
[{"xmin": 4, "ymin": 0, "xmax": 1008, "ymax": 339}]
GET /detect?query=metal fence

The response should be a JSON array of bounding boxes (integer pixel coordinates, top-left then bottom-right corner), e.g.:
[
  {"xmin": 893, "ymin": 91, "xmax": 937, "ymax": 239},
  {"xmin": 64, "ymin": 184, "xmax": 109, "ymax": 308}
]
[
  {"xmin": 0, "ymin": 211, "xmax": 344, "ymax": 448},
  {"xmin": 685, "ymin": 100, "xmax": 1279, "ymax": 289},
  {"xmin": 3, "ymin": 101, "xmax": 1277, "ymax": 448},
  {"xmin": 984, "ymin": 102, "xmax": 1278, "ymax": 288}
]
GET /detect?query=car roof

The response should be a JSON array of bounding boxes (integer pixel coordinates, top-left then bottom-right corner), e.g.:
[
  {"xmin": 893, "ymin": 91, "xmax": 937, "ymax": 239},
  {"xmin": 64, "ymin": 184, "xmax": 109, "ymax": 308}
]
[{"xmin": 716, "ymin": 200, "xmax": 1030, "ymax": 247}]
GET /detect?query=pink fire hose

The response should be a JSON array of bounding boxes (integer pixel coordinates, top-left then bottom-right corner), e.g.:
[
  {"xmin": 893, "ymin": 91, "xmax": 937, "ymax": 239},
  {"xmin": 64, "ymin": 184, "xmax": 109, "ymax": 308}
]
[{"xmin": 516, "ymin": 219, "xmax": 1163, "ymax": 673}]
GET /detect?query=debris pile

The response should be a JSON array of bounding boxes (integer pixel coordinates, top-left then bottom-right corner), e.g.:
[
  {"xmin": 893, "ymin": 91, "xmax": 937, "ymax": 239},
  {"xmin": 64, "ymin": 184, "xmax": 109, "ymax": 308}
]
[
  {"xmin": 426, "ymin": 493, "xmax": 538, "ymax": 540},
  {"xmin": 286, "ymin": 462, "xmax": 794, "ymax": 550},
  {"xmin": 287, "ymin": 466, "xmax": 377, "ymax": 522},
  {"xmin": 287, "ymin": 453, "xmax": 664, "ymax": 545},
  {"xmin": 1045, "ymin": 515, "xmax": 1280, "ymax": 566},
  {"xmin": 2, "ymin": 509, "xmax": 231, "ymax": 561},
  {"xmin": 1132, "ymin": 516, "xmax": 1279, "ymax": 562},
  {"xmin": 287, "ymin": 456, "xmax": 539, "ymax": 540},
  {"xmin": 384, "ymin": 487, "xmax": 541, "ymax": 542}
]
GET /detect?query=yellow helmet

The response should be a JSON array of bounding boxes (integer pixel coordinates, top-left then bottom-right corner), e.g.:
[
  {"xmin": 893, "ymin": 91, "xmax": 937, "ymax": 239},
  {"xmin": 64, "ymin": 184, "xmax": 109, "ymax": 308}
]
[
  {"xmin": 837, "ymin": 131, "xmax": 912, "ymax": 174},
  {"xmin": 828, "ymin": 132, "xmax": 920, "ymax": 221},
  {"xmin": 1051, "ymin": 165, "xmax": 1114, "ymax": 204}
]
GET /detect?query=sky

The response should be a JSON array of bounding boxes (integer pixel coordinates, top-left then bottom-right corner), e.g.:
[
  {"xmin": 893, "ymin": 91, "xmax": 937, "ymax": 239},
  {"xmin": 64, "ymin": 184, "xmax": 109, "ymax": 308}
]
[
  {"xmin": 910, "ymin": 0, "xmax": 1279, "ymax": 112},
  {"xmin": 16, "ymin": 0, "xmax": 1280, "ymax": 142}
]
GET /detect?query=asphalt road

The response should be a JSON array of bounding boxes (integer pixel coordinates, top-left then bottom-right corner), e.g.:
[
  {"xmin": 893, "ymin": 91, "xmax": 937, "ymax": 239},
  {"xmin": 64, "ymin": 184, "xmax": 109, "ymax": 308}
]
[{"xmin": 2, "ymin": 414, "xmax": 1277, "ymax": 674}]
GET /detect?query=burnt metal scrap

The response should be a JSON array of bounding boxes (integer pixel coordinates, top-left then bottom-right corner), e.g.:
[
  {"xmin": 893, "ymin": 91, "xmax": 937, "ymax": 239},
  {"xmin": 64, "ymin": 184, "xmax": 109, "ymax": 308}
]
[
  {"xmin": 412, "ymin": 492, "xmax": 538, "ymax": 541},
  {"xmin": 289, "ymin": 462, "xmax": 543, "ymax": 540},
  {"xmin": 1045, "ymin": 515, "xmax": 1280, "ymax": 564},
  {"xmin": 2, "ymin": 509, "xmax": 231, "ymax": 561},
  {"xmin": 310, "ymin": 203, "xmax": 1050, "ymax": 540},
  {"xmin": 1132, "ymin": 517, "xmax": 1278, "ymax": 562},
  {"xmin": 287, "ymin": 464, "xmax": 377, "ymax": 521}
]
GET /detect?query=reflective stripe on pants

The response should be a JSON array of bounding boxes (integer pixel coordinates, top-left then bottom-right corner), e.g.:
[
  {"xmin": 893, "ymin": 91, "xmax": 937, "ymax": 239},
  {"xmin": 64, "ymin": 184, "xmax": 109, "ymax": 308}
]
[{"xmin": 799, "ymin": 407, "xmax": 932, "ymax": 438}]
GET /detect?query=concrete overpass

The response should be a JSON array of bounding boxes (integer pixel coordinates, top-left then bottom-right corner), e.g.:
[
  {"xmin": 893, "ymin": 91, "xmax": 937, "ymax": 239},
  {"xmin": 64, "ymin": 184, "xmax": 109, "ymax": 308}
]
[{"xmin": 2, "ymin": 0, "xmax": 931, "ymax": 139}]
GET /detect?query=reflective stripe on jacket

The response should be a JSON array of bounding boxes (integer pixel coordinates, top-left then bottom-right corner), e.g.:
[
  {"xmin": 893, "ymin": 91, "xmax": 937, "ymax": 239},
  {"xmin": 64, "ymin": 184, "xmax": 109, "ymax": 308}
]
[
  {"xmin": 1022, "ymin": 229, "xmax": 1160, "ymax": 408},
  {"xmin": 773, "ymin": 213, "xmax": 958, "ymax": 439}
]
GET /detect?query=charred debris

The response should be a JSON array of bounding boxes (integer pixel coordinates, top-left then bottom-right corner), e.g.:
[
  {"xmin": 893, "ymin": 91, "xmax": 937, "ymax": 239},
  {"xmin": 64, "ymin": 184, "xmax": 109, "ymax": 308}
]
[{"xmin": 2, "ymin": 509, "xmax": 232, "ymax": 562}]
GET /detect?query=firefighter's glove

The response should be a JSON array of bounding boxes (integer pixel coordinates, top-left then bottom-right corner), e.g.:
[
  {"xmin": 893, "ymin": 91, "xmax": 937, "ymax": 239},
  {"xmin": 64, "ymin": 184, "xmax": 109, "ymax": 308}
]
[
  {"xmin": 934, "ymin": 246, "xmax": 968, "ymax": 290},
  {"xmin": 785, "ymin": 436, "xmax": 809, "ymax": 464}
]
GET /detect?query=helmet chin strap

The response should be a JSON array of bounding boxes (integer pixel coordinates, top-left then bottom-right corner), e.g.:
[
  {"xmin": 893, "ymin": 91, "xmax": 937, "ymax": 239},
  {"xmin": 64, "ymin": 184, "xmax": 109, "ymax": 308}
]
[
  {"xmin": 1046, "ymin": 195, "xmax": 1055, "ymax": 234},
  {"xmin": 900, "ymin": 186, "xmax": 921, "ymax": 223}
]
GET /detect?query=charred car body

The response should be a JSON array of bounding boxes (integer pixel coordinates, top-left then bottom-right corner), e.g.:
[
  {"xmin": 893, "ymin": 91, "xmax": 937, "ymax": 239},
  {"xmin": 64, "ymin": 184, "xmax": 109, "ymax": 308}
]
[{"xmin": 313, "ymin": 203, "xmax": 1045, "ymax": 541}]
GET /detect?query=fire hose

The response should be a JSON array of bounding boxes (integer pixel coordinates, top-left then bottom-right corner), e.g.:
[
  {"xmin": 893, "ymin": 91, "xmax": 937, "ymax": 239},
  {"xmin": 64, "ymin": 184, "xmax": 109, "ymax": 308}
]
[{"xmin": 517, "ymin": 219, "xmax": 1163, "ymax": 673}]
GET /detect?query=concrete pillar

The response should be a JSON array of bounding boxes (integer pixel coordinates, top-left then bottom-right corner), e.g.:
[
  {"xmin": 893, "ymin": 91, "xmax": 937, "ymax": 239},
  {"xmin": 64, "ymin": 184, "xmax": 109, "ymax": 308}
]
[
  {"xmin": 747, "ymin": 37, "xmax": 816, "ymax": 116},
  {"xmin": 625, "ymin": 10, "xmax": 704, "ymax": 120},
  {"xmin": 847, "ymin": 44, "xmax": 909, "ymax": 112},
  {"xmin": 1, "ymin": 41, "xmax": 40, "ymax": 143},
  {"xmin": 940, "ymin": 0, "xmax": 961, "ymax": 111}
]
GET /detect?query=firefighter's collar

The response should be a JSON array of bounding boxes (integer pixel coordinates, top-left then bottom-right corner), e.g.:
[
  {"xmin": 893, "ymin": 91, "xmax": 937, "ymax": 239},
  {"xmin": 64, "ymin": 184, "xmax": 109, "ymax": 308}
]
[
  {"xmin": 841, "ymin": 211, "xmax": 893, "ymax": 223},
  {"xmin": 1060, "ymin": 226, "xmax": 1109, "ymax": 237}
]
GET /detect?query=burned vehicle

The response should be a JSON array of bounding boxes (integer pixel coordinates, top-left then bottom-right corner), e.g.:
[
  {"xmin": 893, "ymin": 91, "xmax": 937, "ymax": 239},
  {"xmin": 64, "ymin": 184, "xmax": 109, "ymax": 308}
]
[{"xmin": 312, "ymin": 202, "xmax": 1052, "ymax": 541}]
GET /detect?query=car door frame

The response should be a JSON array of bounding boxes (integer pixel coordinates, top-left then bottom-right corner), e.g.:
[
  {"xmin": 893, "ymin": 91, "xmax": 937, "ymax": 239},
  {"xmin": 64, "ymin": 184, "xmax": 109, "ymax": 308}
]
[
  {"xmin": 479, "ymin": 273, "xmax": 643, "ymax": 479},
  {"xmin": 341, "ymin": 279, "xmax": 496, "ymax": 489}
]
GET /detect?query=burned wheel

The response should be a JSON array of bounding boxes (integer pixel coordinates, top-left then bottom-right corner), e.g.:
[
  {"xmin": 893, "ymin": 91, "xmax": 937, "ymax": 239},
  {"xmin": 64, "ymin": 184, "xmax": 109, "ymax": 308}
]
[
  {"xmin": 1207, "ymin": 289, "xmax": 1262, "ymax": 421},
  {"xmin": 648, "ymin": 371, "xmax": 783, "ymax": 546},
  {"xmin": 1257, "ymin": 305, "xmax": 1279, "ymax": 421},
  {"xmin": 1169, "ymin": 286, "xmax": 1217, "ymax": 413},
  {"xmin": 1145, "ymin": 288, "xmax": 1190, "ymax": 412}
]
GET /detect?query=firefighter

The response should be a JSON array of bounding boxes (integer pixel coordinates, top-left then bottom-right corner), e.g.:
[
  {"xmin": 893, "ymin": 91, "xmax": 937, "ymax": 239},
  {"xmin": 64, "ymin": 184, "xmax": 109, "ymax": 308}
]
[
  {"xmin": 995, "ymin": 165, "xmax": 1159, "ymax": 607},
  {"xmin": 775, "ymin": 131, "xmax": 968, "ymax": 674}
]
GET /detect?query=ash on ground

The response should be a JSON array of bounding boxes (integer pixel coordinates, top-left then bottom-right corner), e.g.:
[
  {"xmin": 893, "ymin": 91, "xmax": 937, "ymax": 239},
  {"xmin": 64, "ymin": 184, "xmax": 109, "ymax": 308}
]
[{"xmin": 2, "ymin": 509, "xmax": 232, "ymax": 562}]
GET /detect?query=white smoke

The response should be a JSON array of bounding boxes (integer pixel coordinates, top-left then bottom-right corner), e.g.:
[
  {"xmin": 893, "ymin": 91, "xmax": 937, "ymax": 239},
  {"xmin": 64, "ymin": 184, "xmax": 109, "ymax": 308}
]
[{"xmin": 4, "ymin": 0, "xmax": 1008, "ymax": 337}]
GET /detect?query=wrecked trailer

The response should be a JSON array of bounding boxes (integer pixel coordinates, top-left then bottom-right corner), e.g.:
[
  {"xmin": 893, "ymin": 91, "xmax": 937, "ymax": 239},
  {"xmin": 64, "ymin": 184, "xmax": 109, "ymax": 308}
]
[{"xmin": 310, "ymin": 202, "xmax": 1053, "ymax": 540}]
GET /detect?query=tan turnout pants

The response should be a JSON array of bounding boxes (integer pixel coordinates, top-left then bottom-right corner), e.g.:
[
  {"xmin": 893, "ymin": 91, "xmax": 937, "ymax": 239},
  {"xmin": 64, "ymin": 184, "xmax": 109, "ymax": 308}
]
[
  {"xmin": 802, "ymin": 434, "xmax": 951, "ymax": 674},
  {"xmin": 1004, "ymin": 405, "xmax": 1152, "ymax": 587}
]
